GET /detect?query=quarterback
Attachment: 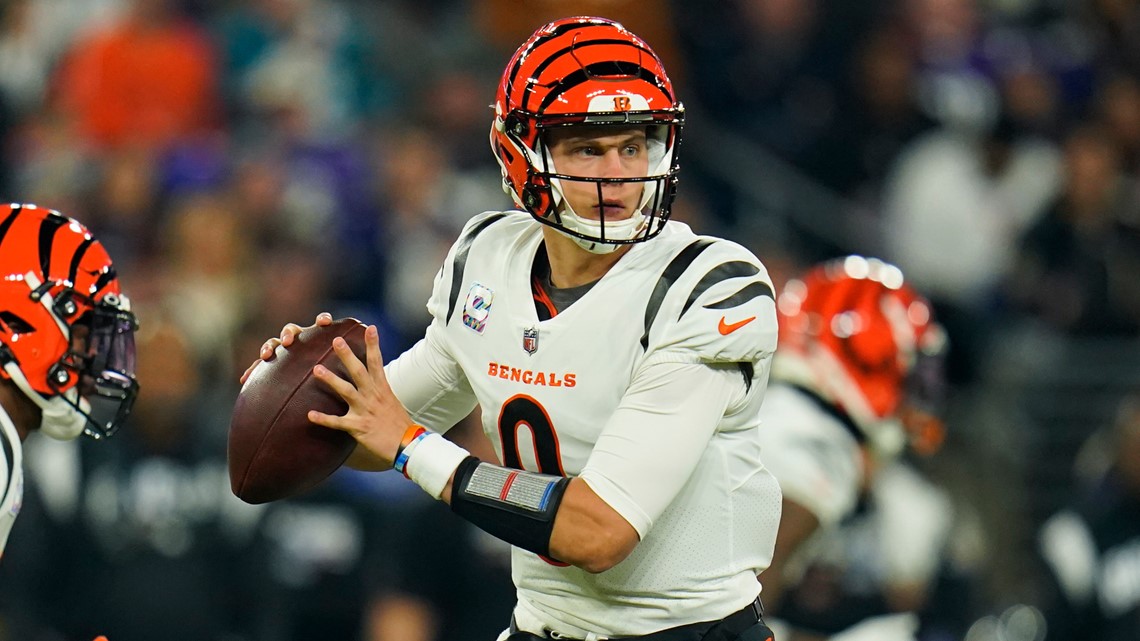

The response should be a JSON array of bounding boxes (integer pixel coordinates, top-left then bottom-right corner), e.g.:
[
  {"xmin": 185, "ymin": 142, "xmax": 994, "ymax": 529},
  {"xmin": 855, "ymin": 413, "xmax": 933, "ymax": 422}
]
[
  {"xmin": 0, "ymin": 203, "xmax": 139, "ymax": 558},
  {"xmin": 249, "ymin": 16, "xmax": 780, "ymax": 641}
]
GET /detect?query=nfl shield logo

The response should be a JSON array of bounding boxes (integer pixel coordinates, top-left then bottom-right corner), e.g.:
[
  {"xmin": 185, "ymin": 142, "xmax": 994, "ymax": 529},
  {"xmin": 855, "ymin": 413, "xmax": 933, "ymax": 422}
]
[{"xmin": 522, "ymin": 327, "xmax": 539, "ymax": 355}]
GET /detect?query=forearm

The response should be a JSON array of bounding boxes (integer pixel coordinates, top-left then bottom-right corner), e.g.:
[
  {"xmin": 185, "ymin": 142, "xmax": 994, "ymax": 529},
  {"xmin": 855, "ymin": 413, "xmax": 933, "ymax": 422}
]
[{"xmin": 405, "ymin": 435, "xmax": 635, "ymax": 573}]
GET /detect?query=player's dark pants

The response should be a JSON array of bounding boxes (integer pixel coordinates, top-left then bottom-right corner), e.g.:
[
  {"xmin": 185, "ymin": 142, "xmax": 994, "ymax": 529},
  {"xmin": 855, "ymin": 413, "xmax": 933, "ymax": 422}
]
[{"xmin": 506, "ymin": 598, "xmax": 774, "ymax": 641}]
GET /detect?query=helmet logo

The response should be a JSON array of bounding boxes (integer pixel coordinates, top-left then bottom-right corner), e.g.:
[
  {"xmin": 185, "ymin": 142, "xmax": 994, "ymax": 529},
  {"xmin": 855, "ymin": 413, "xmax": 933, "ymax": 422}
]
[{"xmin": 586, "ymin": 94, "xmax": 651, "ymax": 115}]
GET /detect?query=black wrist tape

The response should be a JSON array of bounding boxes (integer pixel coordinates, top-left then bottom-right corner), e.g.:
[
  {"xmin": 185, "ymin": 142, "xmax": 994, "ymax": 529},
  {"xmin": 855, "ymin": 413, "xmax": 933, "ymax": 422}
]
[{"xmin": 450, "ymin": 456, "xmax": 570, "ymax": 558}]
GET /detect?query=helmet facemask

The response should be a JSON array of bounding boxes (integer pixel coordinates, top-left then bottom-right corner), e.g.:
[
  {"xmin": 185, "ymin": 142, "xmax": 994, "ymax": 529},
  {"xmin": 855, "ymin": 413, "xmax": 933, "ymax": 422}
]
[{"xmin": 530, "ymin": 119, "xmax": 678, "ymax": 254}]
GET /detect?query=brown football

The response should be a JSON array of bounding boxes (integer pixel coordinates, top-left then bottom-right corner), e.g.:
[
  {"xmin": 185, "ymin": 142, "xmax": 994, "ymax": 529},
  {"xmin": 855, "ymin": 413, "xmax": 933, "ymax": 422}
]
[{"xmin": 228, "ymin": 318, "xmax": 365, "ymax": 504}]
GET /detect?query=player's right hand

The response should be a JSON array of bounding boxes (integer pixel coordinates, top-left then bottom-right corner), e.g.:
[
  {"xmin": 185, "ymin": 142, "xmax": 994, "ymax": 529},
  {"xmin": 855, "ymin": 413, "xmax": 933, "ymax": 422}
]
[{"xmin": 239, "ymin": 312, "xmax": 334, "ymax": 384}]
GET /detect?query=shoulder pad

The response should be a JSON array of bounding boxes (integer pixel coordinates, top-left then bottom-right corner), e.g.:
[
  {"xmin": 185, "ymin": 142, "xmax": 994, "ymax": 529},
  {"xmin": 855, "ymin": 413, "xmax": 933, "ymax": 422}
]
[
  {"xmin": 426, "ymin": 211, "xmax": 512, "ymax": 322},
  {"xmin": 643, "ymin": 238, "xmax": 777, "ymax": 364}
]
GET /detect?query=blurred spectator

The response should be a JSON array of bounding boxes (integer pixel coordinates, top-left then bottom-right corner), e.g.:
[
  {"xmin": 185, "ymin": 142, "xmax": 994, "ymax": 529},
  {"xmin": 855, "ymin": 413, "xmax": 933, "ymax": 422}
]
[
  {"xmin": 673, "ymin": 0, "xmax": 868, "ymax": 165},
  {"xmin": 800, "ymin": 21, "xmax": 937, "ymax": 205},
  {"xmin": 1006, "ymin": 123, "xmax": 1140, "ymax": 335},
  {"xmin": 1035, "ymin": 393, "xmax": 1140, "ymax": 641},
  {"xmin": 157, "ymin": 191, "xmax": 257, "ymax": 373},
  {"xmin": 52, "ymin": 0, "xmax": 219, "ymax": 151},
  {"xmin": 84, "ymin": 146, "xmax": 163, "ymax": 270},
  {"xmin": 1096, "ymin": 72, "xmax": 1140, "ymax": 172},
  {"xmin": 0, "ymin": 0, "xmax": 124, "ymax": 116},
  {"xmin": 882, "ymin": 112, "xmax": 1060, "ymax": 382},
  {"xmin": 213, "ymin": 0, "xmax": 388, "ymax": 140}
]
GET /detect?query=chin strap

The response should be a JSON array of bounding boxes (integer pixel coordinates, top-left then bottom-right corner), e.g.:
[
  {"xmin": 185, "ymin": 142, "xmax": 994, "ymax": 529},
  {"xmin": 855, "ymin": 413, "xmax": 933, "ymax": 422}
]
[{"xmin": 1, "ymin": 360, "xmax": 87, "ymax": 440}]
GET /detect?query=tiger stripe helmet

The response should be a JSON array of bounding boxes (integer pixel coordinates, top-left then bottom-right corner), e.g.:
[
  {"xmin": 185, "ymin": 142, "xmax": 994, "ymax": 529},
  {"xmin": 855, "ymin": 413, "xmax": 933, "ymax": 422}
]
[
  {"xmin": 0, "ymin": 203, "xmax": 138, "ymax": 440},
  {"xmin": 774, "ymin": 256, "xmax": 948, "ymax": 456},
  {"xmin": 490, "ymin": 16, "xmax": 684, "ymax": 253}
]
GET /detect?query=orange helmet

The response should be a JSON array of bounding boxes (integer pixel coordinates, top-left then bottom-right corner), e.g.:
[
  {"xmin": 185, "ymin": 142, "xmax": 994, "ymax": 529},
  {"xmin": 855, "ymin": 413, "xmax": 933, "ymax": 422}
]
[
  {"xmin": 490, "ymin": 16, "xmax": 684, "ymax": 253},
  {"xmin": 0, "ymin": 204, "xmax": 138, "ymax": 439},
  {"xmin": 775, "ymin": 256, "xmax": 947, "ymax": 455}
]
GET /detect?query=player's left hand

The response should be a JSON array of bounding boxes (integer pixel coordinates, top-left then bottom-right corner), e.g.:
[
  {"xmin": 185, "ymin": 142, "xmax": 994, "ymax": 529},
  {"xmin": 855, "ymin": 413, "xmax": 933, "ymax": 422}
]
[{"xmin": 307, "ymin": 324, "xmax": 412, "ymax": 467}]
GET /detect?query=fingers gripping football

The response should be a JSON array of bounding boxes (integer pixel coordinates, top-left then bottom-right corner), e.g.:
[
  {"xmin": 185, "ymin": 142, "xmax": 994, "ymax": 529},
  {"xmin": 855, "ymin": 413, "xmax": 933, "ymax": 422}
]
[
  {"xmin": 309, "ymin": 325, "xmax": 411, "ymax": 467},
  {"xmin": 240, "ymin": 313, "xmax": 335, "ymax": 385}
]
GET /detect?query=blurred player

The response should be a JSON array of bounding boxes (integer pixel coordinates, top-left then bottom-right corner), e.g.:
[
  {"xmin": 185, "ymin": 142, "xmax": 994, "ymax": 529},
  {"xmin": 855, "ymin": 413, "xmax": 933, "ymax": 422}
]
[
  {"xmin": 756, "ymin": 256, "xmax": 949, "ymax": 640},
  {"xmin": 0, "ymin": 203, "xmax": 139, "ymax": 557},
  {"xmin": 247, "ymin": 16, "xmax": 780, "ymax": 641}
]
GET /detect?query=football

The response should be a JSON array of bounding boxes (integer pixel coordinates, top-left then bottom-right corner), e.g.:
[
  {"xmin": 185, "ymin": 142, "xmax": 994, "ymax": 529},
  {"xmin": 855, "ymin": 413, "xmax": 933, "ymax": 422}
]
[{"xmin": 228, "ymin": 318, "xmax": 366, "ymax": 504}]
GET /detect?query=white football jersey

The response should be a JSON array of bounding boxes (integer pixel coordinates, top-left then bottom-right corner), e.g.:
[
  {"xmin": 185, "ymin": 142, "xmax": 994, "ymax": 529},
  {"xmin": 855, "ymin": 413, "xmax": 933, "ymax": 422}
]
[
  {"xmin": 0, "ymin": 404, "xmax": 24, "ymax": 559},
  {"xmin": 755, "ymin": 383, "xmax": 864, "ymax": 527},
  {"xmin": 385, "ymin": 211, "xmax": 782, "ymax": 637}
]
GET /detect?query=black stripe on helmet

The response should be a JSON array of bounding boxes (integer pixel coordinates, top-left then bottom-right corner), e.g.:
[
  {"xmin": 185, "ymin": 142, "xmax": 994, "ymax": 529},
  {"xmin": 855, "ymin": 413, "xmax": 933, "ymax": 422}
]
[
  {"xmin": 91, "ymin": 267, "xmax": 118, "ymax": 296},
  {"xmin": 0, "ymin": 204, "xmax": 20, "ymax": 250},
  {"xmin": 505, "ymin": 21, "xmax": 600, "ymax": 108},
  {"xmin": 38, "ymin": 211, "xmax": 67, "ymax": 279},
  {"xmin": 641, "ymin": 239, "xmax": 714, "ymax": 350},
  {"xmin": 68, "ymin": 237, "xmax": 96, "ymax": 286},
  {"xmin": 446, "ymin": 213, "xmax": 508, "ymax": 324},
  {"xmin": 537, "ymin": 61, "xmax": 670, "ymax": 115},
  {"xmin": 520, "ymin": 39, "xmax": 659, "ymax": 112}
]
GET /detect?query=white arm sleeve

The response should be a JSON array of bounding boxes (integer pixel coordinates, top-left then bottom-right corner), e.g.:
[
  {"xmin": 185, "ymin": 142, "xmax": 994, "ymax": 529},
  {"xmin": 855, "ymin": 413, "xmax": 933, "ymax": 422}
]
[
  {"xmin": 578, "ymin": 360, "xmax": 745, "ymax": 538},
  {"xmin": 384, "ymin": 317, "xmax": 477, "ymax": 435}
]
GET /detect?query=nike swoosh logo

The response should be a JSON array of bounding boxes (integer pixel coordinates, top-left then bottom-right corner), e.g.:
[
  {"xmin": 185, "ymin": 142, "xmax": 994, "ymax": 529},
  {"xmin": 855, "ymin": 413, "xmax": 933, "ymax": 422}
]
[{"xmin": 718, "ymin": 315, "xmax": 756, "ymax": 335}]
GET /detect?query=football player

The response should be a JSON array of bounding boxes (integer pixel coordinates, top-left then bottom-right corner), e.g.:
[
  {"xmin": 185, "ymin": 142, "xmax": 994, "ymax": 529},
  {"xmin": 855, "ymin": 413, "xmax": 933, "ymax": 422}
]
[
  {"xmin": 246, "ymin": 16, "xmax": 780, "ymax": 641},
  {"xmin": 0, "ymin": 203, "xmax": 139, "ymax": 558},
  {"xmin": 755, "ymin": 256, "xmax": 949, "ymax": 637}
]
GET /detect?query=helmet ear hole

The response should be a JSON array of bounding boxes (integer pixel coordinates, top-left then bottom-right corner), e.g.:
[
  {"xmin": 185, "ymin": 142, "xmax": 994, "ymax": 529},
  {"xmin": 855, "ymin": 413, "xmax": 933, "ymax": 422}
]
[
  {"xmin": 504, "ymin": 113, "xmax": 529, "ymax": 139},
  {"xmin": 523, "ymin": 187, "xmax": 541, "ymax": 210}
]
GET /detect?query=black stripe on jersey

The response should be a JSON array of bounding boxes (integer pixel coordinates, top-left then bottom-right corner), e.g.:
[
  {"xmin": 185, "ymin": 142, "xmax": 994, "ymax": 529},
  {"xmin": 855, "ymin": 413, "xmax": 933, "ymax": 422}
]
[
  {"xmin": 789, "ymin": 384, "xmax": 865, "ymax": 443},
  {"xmin": 0, "ymin": 204, "xmax": 21, "ymax": 250},
  {"xmin": 67, "ymin": 237, "xmax": 96, "ymax": 286},
  {"xmin": 446, "ymin": 214, "xmax": 508, "ymax": 325},
  {"xmin": 640, "ymin": 239, "xmax": 714, "ymax": 350},
  {"xmin": 702, "ymin": 281, "xmax": 774, "ymax": 310},
  {"xmin": 0, "ymin": 421, "xmax": 14, "ymax": 511},
  {"xmin": 37, "ymin": 212, "xmax": 67, "ymax": 279},
  {"xmin": 680, "ymin": 261, "xmax": 760, "ymax": 318},
  {"xmin": 537, "ymin": 62, "xmax": 668, "ymax": 115}
]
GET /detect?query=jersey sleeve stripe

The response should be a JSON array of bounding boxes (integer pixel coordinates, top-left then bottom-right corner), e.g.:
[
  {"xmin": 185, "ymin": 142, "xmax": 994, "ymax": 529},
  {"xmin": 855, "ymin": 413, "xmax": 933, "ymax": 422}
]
[
  {"xmin": 446, "ymin": 213, "xmax": 508, "ymax": 324},
  {"xmin": 702, "ymin": 281, "xmax": 774, "ymax": 310},
  {"xmin": 639, "ymin": 238, "xmax": 714, "ymax": 350},
  {"xmin": 679, "ymin": 260, "xmax": 760, "ymax": 318},
  {"xmin": 0, "ymin": 427, "xmax": 15, "ymax": 508}
]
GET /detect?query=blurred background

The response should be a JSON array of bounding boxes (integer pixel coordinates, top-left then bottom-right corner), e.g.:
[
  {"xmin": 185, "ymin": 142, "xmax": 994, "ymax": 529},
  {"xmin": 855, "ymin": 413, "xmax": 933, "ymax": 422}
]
[{"xmin": 1, "ymin": 0, "xmax": 1139, "ymax": 640}]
